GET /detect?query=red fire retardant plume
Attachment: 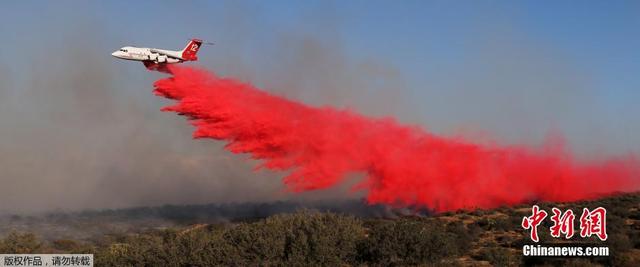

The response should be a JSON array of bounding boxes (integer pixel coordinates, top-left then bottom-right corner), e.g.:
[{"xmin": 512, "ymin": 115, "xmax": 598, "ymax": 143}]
[{"xmin": 153, "ymin": 66, "xmax": 640, "ymax": 212}]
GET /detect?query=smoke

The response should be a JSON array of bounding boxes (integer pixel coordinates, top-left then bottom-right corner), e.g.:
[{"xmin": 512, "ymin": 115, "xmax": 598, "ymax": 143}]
[
  {"xmin": 154, "ymin": 66, "xmax": 640, "ymax": 212},
  {"xmin": 0, "ymin": 199, "xmax": 393, "ymax": 241},
  {"xmin": 0, "ymin": 3, "xmax": 408, "ymax": 214}
]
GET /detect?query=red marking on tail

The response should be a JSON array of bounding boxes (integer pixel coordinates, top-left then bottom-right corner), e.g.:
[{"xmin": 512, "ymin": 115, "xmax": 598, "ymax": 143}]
[{"xmin": 181, "ymin": 39, "xmax": 202, "ymax": 61}]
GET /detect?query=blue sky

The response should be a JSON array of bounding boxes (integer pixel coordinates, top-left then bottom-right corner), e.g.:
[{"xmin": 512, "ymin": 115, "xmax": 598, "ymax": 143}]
[
  {"xmin": 0, "ymin": 1, "xmax": 639, "ymax": 211},
  {"xmin": 3, "ymin": 1, "xmax": 638, "ymax": 99},
  {"xmin": 4, "ymin": 1, "xmax": 638, "ymax": 86},
  {"xmin": 1, "ymin": 1, "xmax": 639, "ymax": 150}
]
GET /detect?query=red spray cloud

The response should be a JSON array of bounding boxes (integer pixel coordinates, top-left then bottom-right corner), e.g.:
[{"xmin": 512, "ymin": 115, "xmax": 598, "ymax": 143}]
[{"xmin": 153, "ymin": 66, "xmax": 640, "ymax": 212}]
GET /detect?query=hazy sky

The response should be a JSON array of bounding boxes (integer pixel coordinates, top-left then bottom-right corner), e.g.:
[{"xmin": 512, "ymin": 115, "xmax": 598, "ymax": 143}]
[{"xmin": 0, "ymin": 1, "xmax": 639, "ymax": 213}]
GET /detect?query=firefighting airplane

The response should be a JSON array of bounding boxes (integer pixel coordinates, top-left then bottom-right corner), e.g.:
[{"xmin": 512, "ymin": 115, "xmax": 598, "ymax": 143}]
[{"xmin": 111, "ymin": 39, "xmax": 210, "ymax": 71}]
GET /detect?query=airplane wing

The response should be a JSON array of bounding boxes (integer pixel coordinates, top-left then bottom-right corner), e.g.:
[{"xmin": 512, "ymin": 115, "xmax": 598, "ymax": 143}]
[{"xmin": 149, "ymin": 48, "xmax": 183, "ymax": 59}]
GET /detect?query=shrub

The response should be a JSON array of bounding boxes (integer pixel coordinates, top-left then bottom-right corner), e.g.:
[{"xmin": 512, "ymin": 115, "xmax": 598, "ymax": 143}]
[
  {"xmin": 223, "ymin": 211, "xmax": 364, "ymax": 266},
  {"xmin": 358, "ymin": 219, "xmax": 467, "ymax": 265},
  {"xmin": 0, "ymin": 232, "xmax": 43, "ymax": 254},
  {"xmin": 51, "ymin": 239, "xmax": 94, "ymax": 254},
  {"xmin": 478, "ymin": 247, "xmax": 519, "ymax": 266}
]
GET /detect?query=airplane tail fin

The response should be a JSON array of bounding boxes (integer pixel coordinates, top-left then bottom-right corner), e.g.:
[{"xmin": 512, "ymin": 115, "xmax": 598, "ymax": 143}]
[{"xmin": 181, "ymin": 39, "xmax": 203, "ymax": 61}]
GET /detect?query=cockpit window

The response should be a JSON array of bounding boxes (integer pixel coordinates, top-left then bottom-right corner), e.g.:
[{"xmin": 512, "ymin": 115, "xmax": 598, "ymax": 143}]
[{"xmin": 120, "ymin": 49, "xmax": 127, "ymax": 52}]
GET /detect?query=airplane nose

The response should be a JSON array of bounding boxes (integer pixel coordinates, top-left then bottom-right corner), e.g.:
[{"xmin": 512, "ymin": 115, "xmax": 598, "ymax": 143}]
[{"xmin": 112, "ymin": 51, "xmax": 125, "ymax": 58}]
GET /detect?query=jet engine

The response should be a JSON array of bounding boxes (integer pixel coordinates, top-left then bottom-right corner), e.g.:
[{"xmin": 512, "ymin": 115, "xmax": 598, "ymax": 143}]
[{"xmin": 157, "ymin": 55, "xmax": 167, "ymax": 63}]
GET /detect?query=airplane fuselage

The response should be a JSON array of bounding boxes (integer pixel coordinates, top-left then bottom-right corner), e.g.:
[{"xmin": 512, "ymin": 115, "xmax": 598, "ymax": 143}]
[
  {"xmin": 112, "ymin": 39, "xmax": 203, "ymax": 71},
  {"xmin": 111, "ymin": 47, "xmax": 183, "ymax": 64}
]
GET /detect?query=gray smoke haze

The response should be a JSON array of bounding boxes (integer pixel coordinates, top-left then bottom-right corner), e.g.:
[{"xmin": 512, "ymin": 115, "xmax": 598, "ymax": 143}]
[
  {"xmin": 0, "ymin": 2, "xmax": 638, "ymax": 214},
  {"xmin": 0, "ymin": 3, "xmax": 409, "ymax": 214}
]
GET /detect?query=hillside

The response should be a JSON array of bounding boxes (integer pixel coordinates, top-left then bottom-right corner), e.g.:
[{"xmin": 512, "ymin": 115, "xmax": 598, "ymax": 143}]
[{"xmin": 1, "ymin": 193, "xmax": 638, "ymax": 266}]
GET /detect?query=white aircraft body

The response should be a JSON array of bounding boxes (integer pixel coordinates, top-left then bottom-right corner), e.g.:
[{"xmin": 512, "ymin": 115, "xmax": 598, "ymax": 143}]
[{"xmin": 111, "ymin": 39, "xmax": 204, "ymax": 70}]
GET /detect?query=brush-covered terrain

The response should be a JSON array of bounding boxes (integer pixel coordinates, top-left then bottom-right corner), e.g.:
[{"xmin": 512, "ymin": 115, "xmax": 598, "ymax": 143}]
[{"xmin": 1, "ymin": 193, "xmax": 638, "ymax": 266}]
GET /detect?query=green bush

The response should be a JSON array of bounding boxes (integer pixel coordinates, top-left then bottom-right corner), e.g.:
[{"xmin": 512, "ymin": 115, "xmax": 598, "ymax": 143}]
[
  {"xmin": 223, "ymin": 211, "xmax": 364, "ymax": 265},
  {"xmin": 51, "ymin": 239, "xmax": 94, "ymax": 254},
  {"xmin": 358, "ymin": 219, "xmax": 468, "ymax": 265},
  {"xmin": 95, "ymin": 211, "xmax": 365, "ymax": 266},
  {"xmin": 0, "ymin": 232, "xmax": 43, "ymax": 254},
  {"xmin": 478, "ymin": 247, "xmax": 519, "ymax": 266}
]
